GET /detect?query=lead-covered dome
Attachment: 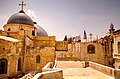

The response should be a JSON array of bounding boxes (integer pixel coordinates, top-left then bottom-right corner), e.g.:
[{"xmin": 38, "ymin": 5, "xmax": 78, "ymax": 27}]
[
  {"xmin": 34, "ymin": 22, "xmax": 48, "ymax": 36},
  {"xmin": 7, "ymin": 11, "xmax": 34, "ymax": 26}
]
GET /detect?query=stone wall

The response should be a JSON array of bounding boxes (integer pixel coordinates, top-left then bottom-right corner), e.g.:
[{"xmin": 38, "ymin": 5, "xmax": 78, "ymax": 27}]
[
  {"xmin": 24, "ymin": 47, "xmax": 55, "ymax": 73},
  {"xmin": 34, "ymin": 36, "xmax": 56, "ymax": 47},
  {"xmin": 55, "ymin": 41, "xmax": 68, "ymax": 51},
  {"xmin": 56, "ymin": 51, "xmax": 81, "ymax": 61},
  {"xmin": 67, "ymin": 42, "xmax": 105, "ymax": 65},
  {"xmin": 56, "ymin": 49, "xmax": 105, "ymax": 65},
  {"xmin": 113, "ymin": 33, "xmax": 120, "ymax": 69},
  {"xmin": 0, "ymin": 55, "xmax": 23, "ymax": 78},
  {"xmin": 88, "ymin": 61, "xmax": 120, "ymax": 79},
  {"xmin": 113, "ymin": 33, "xmax": 120, "ymax": 55}
]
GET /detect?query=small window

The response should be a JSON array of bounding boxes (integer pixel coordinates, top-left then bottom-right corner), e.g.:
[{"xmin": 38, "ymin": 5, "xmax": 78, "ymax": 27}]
[
  {"xmin": 87, "ymin": 44, "xmax": 95, "ymax": 54},
  {"xmin": 36, "ymin": 55, "xmax": 40, "ymax": 63},
  {"xmin": 111, "ymin": 40, "xmax": 113, "ymax": 52},
  {"xmin": 32, "ymin": 31, "xmax": 35, "ymax": 36},
  {"xmin": 105, "ymin": 41, "xmax": 107, "ymax": 53},
  {"xmin": 17, "ymin": 58, "xmax": 21, "ymax": 71},
  {"xmin": 3, "ymin": 48, "xmax": 5, "ymax": 51},
  {"xmin": 118, "ymin": 42, "xmax": 120, "ymax": 54},
  {"xmin": 8, "ymin": 28, "xmax": 11, "ymax": 31}
]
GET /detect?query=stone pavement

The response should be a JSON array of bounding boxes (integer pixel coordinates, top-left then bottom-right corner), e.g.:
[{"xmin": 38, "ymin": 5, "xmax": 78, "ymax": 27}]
[{"xmin": 56, "ymin": 61, "xmax": 114, "ymax": 79}]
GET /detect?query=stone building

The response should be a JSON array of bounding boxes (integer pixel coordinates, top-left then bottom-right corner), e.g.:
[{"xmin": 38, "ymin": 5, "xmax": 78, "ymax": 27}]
[
  {"xmin": 56, "ymin": 23, "xmax": 116, "ymax": 67},
  {"xmin": 113, "ymin": 29, "xmax": 120, "ymax": 69},
  {"xmin": 100, "ymin": 23, "xmax": 115, "ymax": 67},
  {"xmin": 0, "ymin": 1, "xmax": 55, "ymax": 78},
  {"xmin": 67, "ymin": 35, "xmax": 105, "ymax": 65}
]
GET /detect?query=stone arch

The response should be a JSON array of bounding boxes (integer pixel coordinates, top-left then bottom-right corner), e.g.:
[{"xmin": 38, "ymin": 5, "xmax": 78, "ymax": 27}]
[
  {"xmin": 87, "ymin": 44, "xmax": 95, "ymax": 54},
  {"xmin": 118, "ymin": 42, "xmax": 120, "ymax": 54},
  {"xmin": 36, "ymin": 55, "xmax": 40, "ymax": 63},
  {"xmin": 0, "ymin": 58, "xmax": 8, "ymax": 74},
  {"xmin": 17, "ymin": 58, "xmax": 21, "ymax": 71}
]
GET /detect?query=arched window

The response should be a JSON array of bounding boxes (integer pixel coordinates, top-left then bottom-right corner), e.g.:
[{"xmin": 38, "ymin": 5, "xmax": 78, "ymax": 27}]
[
  {"xmin": 36, "ymin": 55, "xmax": 40, "ymax": 63},
  {"xmin": 0, "ymin": 58, "xmax": 7, "ymax": 74},
  {"xmin": 17, "ymin": 58, "xmax": 21, "ymax": 71},
  {"xmin": 87, "ymin": 44, "xmax": 95, "ymax": 54},
  {"xmin": 111, "ymin": 40, "xmax": 113, "ymax": 53},
  {"xmin": 118, "ymin": 42, "xmax": 120, "ymax": 54},
  {"xmin": 8, "ymin": 28, "xmax": 11, "ymax": 31},
  {"xmin": 32, "ymin": 31, "xmax": 35, "ymax": 36}
]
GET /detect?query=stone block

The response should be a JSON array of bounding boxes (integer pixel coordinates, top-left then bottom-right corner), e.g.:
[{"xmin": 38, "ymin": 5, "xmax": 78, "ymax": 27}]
[{"xmin": 114, "ymin": 69, "xmax": 120, "ymax": 79}]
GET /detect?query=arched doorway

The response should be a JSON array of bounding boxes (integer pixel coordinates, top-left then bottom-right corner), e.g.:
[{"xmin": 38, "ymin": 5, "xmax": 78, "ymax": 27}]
[{"xmin": 0, "ymin": 58, "xmax": 7, "ymax": 74}]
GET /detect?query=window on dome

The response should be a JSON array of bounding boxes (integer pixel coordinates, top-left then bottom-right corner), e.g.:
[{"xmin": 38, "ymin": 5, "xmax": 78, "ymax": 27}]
[
  {"xmin": 8, "ymin": 28, "xmax": 11, "ymax": 31},
  {"xmin": 32, "ymin": 31, "xmax": 35, "ymax": 36},
  {"xmin": 87, "ymin": 44, "xmax": 95, "ymax": 54}
]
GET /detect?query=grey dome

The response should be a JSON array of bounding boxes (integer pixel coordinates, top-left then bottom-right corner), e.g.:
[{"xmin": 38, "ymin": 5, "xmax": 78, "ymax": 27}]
[
  {"xmin": 7, "ymin": 11, "xmax": 34, "ymax": 26},
  {"xmin": 34, "ymin": 23, "xmax": 48, "ymax": 36}
]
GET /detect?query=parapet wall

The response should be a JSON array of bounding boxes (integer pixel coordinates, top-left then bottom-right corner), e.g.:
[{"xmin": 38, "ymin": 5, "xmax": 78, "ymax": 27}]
[
  {"xmin": 89, "ymin": 61, "xmax": 114, "ymax": 77},
  {"xmin": 32, "ymin": 70, "xmax": 63, "ymax": 79},
  {"xmin": 85, "ymin": 61, "xmax": 120, "ymax": 79},
  {"xmin": 21, "ymin": 62, "xmax": 63, "ymax": 79},
  {"xmin": 33, "ymin": 62, "xmax": 63, "ymax": 79}
]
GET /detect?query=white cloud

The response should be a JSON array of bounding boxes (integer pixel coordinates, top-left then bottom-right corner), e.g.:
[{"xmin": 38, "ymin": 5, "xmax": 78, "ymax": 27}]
[{"xmin": 26, "ymin": 10, "xmax": 36, "ymax": 19}]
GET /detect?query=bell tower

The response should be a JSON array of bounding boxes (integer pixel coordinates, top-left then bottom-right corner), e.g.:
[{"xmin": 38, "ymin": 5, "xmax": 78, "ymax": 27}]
[
  {"xmin": 109, "ymin": 22, "xmax": 115, "ymax": 35},
  {"xmin": 82, "ymin": 30, "xmax": 87, "ymax": 42}
]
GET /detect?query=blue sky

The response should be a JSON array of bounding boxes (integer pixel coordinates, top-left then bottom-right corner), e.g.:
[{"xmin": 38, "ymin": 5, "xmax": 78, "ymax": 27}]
[{"xmin": 0, "ymin": 0, "xmax": 120, "ymax": 40}]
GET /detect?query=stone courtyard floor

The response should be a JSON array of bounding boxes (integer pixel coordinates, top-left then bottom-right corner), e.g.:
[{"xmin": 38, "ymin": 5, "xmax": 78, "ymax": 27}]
[{"xmin": 56, "ymin": 61, "xmax": 114, "ymax": 79}]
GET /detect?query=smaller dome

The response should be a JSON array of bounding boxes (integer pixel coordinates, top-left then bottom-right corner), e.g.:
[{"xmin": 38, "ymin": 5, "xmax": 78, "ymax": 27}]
[
  {"xmin": 7, "ymin": 11, "xmax": 34, "ymax": 26},
  {"xmin": 34, "ymin": 23, "xmax": 48, "ymax": 36}
]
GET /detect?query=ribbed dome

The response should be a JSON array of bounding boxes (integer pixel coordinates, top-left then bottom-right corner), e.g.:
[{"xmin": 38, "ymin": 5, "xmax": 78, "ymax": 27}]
[
  {"xmin": 7, "ymin": 11, "xmax": 34, "ymax": 26},
  {"xmin": 34, "ymin": 22, "xmax": 48, "ymax": 36}
]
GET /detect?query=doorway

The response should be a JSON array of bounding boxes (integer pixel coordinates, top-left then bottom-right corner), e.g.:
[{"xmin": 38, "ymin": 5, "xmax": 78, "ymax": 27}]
[{"xmin": 0, "ymin": 58, "xmax": 7, "ymax": 74}]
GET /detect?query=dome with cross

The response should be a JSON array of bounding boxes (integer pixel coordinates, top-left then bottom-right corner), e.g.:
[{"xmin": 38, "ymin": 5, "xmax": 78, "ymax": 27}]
[{"xmin": 7, "ymin": 1, "xmax": 34, "ymax": 26}]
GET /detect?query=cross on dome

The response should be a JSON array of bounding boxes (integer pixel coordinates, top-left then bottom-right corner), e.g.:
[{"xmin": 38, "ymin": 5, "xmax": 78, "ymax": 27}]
[{"xmin": 19, "ymin": 1, "xmax": 26, "ymax": 11}]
